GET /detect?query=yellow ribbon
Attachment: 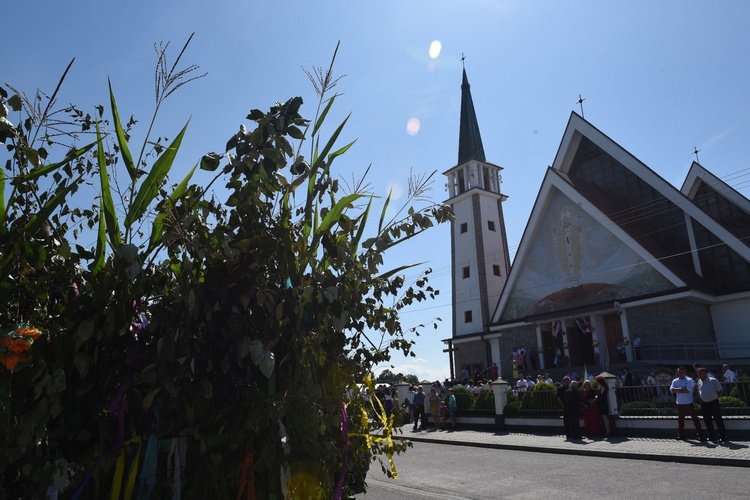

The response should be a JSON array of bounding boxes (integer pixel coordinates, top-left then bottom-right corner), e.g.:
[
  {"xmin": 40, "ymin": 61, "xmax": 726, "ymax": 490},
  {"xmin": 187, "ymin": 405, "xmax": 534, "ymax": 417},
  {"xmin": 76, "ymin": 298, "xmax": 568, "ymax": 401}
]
[
  {"xmin": 352, "ymin": 376, "xmax": 398, "ymax": 479},
  {"xmin": 110, "ymin": 434, "xmax": 142, "ymax": 500}
]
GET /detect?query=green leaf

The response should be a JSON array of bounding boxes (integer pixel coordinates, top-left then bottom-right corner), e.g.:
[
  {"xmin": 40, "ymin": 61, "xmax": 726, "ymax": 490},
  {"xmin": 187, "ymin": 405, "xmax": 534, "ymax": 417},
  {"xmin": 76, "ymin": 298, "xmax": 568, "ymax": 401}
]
[
  {"xmin": 318, "ymin": 193, "xmax": 362, "ymax": 234},
  {"xmin": 0, "ymin": 166, "xmax": 5, "ymax": 223},
  {"xmin": 200, "ymin": 152, "xmax": 222, "ymax": 171},
  {"xmin": 109, "ymin": 78, "xmax": 137, "ymax": 181},
  {"xmin": 95, "ymin": 120, "xmax": 121, "ymax": 247},
  {"xmin": 147, "ymin": 163, "xmax": 196, "ymax": 253},
  {"xmin": 24, "ymin": 175, "xmax": 82, "ymax": 234},
  {"xmin": 327, "ymin": 139, "xmax": 356, "ymax": 163},
  {"xmin": 13, "ymin": 141, "xmax": 98, "ymax": 183},
  {"xmin": 92, "ymin": 205, "xmax": 106, "ymax": 273},
  {"xmin": 313, "ymin": 95, "xmax": 336, "ymax": 137},
  {"xmin": 310, "ymin": 113, "xmax": 350, "ymax": 173},
  {"xmin": 377, "ymin": 189, "xmax": 393, "ymax": 234},
  {"xmin": 352, "ymin": 196, "xmax": 372, "ymax": 253},
  {"xmin": 376, "ymin": 263, "xmax": 424, "ymax": 282},
  {"xmin": 125, "ymin": 121, "xmax": 189, "ymax": 228}
]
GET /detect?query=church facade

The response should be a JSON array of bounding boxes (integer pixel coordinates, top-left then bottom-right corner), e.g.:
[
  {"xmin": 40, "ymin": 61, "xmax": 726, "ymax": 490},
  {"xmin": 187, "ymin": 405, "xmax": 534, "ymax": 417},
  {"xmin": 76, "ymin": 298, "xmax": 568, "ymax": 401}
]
[{"xmin": 444, "ymin": 70, "xmax": 750, "ymax": 381}]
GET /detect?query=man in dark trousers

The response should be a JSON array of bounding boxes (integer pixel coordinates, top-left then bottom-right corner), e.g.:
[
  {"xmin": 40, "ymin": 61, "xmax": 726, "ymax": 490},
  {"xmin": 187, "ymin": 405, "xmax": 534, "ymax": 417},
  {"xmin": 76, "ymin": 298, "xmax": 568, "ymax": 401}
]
[
  {"xmin": 411, "ymin": 385, "xmax": 426, "ymax": 430},
  {"xmin": 556, "ymin": 376, "xmax": 571, "ymax": 438},
  {"xmin": 696, "ymin": 367, "xmax": 727, "ymax": 442},
  {"xmin": 563, "ymin": 381, "xmax": 583, "ymax": 440}
]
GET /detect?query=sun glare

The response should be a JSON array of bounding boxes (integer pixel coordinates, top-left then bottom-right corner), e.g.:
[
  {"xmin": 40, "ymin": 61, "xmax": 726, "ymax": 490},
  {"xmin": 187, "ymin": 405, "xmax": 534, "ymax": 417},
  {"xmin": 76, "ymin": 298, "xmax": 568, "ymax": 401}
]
[
  {"xmin": 429, "ymin": 40, "xmax": 442, "ymax": 59},
  {"xmin": 406, "ymin": 117, "xmax": 421, "ymax": 136}
]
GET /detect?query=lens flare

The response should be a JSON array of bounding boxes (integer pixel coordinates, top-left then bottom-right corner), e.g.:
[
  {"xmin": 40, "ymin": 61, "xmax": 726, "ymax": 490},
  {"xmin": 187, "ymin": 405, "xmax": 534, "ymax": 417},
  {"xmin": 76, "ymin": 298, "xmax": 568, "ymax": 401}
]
[
  {"xmin": 429, "ymin": 40, "xmax": 442, "ymax": 59},
  {"xmin": 406, "ymin": 118, "xmax": 421, "ymax": 136},
  {"xmin": 387, "ymin": 183, "xmax": 403, "ymax": 200}
]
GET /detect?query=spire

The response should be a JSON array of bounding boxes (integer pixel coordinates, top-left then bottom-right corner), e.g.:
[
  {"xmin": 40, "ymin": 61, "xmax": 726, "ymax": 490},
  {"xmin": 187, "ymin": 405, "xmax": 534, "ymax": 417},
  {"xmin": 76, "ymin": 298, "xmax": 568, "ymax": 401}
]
[{"xmin": 458, "ymin": 67, "xmax": 486, "ymax": 164}]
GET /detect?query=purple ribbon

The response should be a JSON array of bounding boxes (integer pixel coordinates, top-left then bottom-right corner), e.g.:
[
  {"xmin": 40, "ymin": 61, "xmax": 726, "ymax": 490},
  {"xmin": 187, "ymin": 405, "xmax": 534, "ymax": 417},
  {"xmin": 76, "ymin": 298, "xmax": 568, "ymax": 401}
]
[{"xmin": 333, "ymin": 402, "xmax": 350, "ymax": 500}]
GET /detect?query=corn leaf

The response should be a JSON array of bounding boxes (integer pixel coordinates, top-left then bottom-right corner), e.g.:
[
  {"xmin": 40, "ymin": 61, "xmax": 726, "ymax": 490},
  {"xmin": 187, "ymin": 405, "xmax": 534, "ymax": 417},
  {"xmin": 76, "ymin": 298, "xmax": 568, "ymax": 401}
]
[
  {"xmin": 351, "ymin": 196, "xmax": 372, "ymax": 254},
  {"xmin": 24, "ymin": 175, "xmax": 82, "ymax": 234},
  {"xmin": 13, "ymin": 141, "xmax": 98, "ymax": 183},
  {"xmin": 109, "ymin": 78, "xmax": 136, "ymax": 181},
  {"xmin": 377, "ymin": 189, "xmax": 393, "ymax": 234},
  {"xmin": 92, "ymin": 205, "xmax": 106, "ymax": 273},
  {"xmin": 147, "ymin": 163, "xmax": 196, "ymax": 253},
  {"xmin": 318, "ymin": 193, "xmax": 363, "ymax": 234},
  {"xmin": 312, "ymin": 94, "xmax": 336, "ymax": 137},
  {"xmin": 125, "ymin": 121, "xmax": 189, "ymax": 228},
  {"xmin": 0, "ymin": 166, "xmax": 5, "ymax": 223},
  {"xmin": 310, "ymin": 114, "xmax": 350, "ymax": 173},
  {"xmin": 95, "ymin": 120, "xmax": 121, "ymax": 247},
  {"xmin": 374, "ymin": 262, "xmax": 425, "ymax": 283}
]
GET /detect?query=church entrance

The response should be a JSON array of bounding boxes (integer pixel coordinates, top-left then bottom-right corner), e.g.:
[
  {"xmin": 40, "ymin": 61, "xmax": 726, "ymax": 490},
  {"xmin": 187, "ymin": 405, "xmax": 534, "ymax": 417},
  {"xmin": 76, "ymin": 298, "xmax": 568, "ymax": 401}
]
[
  {"xmin": 566, "ymin": 319, "xmax": 595, "ymax": 367},
  {"xmin": 541, "ymin": 322, "xmax": 565, "ymax": 368},
  {"xmin": 603, "ymin": 313, "xmax": 624, "ymax": 364}
]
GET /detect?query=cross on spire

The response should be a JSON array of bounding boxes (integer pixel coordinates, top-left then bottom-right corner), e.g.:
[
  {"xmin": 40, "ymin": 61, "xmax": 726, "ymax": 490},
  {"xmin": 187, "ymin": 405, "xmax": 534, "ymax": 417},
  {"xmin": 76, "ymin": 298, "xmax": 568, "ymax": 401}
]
[
  {"xmin": 577, "ymin": 94, "xmax": 586, "ymax": 118},
  {"xmin": 461, "ymin": 53, "xmax": 466, "ymax": 69},
  {"xmin": 693, "ymin": 146, "xmax": 701, "ymax": 163}
]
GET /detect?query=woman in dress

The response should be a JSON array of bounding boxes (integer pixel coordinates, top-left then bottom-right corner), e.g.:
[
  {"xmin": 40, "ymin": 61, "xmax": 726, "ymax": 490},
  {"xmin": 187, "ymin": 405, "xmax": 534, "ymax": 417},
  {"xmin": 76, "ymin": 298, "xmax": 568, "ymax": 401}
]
[
  {"xmin": 428, "ymin": 388, "xmax": 442, "ymax": 430},
  {"xmin": 581, "ymin": 380, "xmax": 601, "ymax": 437},
  {"xmin": 595, "ymin": 375, "xmax": 611, "ymax": 437}
]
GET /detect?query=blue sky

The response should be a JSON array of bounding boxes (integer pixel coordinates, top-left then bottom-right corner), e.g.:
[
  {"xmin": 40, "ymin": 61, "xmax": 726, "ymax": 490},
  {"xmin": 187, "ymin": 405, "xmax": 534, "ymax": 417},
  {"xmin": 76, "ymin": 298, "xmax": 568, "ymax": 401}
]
[{"xmin": 5, "ymin": 1, "xmax": 750, "ymax": 382}]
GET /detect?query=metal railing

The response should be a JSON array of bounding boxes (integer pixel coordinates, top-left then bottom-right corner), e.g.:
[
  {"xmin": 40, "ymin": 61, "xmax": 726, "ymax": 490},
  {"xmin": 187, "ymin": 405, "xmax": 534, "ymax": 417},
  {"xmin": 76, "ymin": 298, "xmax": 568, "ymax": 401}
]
[
  {"xmin": 616, "ymin": 381, "xmax": 750, "ymax": 416},
  {"xmin": 453, "ymin": 389, "xmax": 495, "ymax": 416},
  {"xmin": 499, "ymin": 381, "xmax": 750, "ymax": 418},
  {"xmin": 638, "ymin": 342, "xmax": 750, "ymax": 362}
]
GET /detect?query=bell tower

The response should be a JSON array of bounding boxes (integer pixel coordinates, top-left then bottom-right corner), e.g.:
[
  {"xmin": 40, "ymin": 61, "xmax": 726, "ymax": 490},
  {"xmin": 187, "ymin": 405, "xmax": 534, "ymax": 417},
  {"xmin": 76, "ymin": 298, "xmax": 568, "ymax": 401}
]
[{"xmin": 444, "ymin": 68, "xmax": 511, "ymax": 344}]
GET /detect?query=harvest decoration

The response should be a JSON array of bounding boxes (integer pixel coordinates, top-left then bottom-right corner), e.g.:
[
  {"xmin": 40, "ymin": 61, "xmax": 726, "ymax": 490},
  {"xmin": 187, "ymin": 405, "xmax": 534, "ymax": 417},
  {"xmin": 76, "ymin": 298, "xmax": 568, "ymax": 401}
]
[{"xmin": 0, "ymin": 325, "xmax": 43, "ymax": 372}]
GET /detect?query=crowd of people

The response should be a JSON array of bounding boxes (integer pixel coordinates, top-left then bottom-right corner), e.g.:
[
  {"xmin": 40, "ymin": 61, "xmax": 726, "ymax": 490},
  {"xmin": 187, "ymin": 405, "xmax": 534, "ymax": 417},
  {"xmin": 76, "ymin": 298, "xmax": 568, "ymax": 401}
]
[
  {"xmin": 511, "ymin": 361, "xmax": 745, "ymax": 442},
  {"xmin": 373, "ymin": 360, "xmax": 745, "ymax": 441}
]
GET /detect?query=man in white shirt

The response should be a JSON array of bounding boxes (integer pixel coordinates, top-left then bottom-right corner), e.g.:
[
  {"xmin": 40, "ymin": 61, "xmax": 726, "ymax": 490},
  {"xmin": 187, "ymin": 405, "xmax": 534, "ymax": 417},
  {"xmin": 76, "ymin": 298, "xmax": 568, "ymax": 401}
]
[
  {"xmin": 670, "ymin": 367, "xmax": 705, "ymax": 441},
  {"xmin": 696, "ymin": 367, "xmax": 727, "ymax": 442},
  {"xmin": 722, "ymin": 364, "xmax": 737, "ymax": 383},
  {"xmin": 515, "ymin": 375, "xmax": 528, "ymax": 397}
]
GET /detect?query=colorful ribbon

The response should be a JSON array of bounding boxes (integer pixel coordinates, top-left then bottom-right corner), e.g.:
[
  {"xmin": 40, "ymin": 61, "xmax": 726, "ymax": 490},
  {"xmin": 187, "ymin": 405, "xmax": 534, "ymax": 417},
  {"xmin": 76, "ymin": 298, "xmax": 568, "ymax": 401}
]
[{"xmin": 235, "ymin": 451, "xmax": 255, "ymax": 500}]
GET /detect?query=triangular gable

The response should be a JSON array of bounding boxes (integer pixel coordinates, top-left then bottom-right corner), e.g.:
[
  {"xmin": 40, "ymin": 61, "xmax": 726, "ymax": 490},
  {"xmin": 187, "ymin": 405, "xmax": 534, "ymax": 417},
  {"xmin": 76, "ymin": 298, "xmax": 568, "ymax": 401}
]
[
  {"xmin": 681, "ymin": 161, "xmax": 750, "ymax": 212},
  {"xmin": 552, "ymin": 113, "xmax": 750, "ymax": 264},
  {"xmin": 493, "ymin": 113, "xmax": 750, "ymax": 324},
  {"xmin": 492, "ymin": 171, "xmax": 682, "ymax": 323},
  {"xmin": 681, "ymin": 161, "xmax": 750, "ymax": 247}
]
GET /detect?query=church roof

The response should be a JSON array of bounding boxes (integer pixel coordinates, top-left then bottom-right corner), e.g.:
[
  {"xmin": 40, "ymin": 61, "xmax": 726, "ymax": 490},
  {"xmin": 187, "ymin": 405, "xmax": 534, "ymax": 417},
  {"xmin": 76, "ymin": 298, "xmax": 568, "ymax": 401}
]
[
  {"xmin": 491, "ymin": 112, "xmax": 750, "ymax": 325},
  {"xmin": 681, "ymin": 161, "xmax": 750, "ymax": 247},
  {"xmin": 458, "ymin": 68, "xmax": 486, "ymax": 164}
]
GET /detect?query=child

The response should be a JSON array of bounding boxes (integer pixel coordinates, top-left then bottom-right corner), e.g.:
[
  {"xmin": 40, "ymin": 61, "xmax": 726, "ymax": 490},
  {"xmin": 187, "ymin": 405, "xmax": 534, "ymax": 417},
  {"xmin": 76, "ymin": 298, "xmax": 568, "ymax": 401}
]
[{"xmin": 438, "ymin": 401, "xmax": 449, "ymax": 429}]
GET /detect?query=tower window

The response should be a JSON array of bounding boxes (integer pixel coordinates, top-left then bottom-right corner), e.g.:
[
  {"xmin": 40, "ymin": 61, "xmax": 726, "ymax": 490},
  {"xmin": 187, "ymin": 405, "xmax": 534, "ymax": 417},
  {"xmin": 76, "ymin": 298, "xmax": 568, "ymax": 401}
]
[
  {"xmin": 487, "ymin": 220, "xmax": 496, "ymax": 231},
  {"xmin": 460, "ymin": 222, "xmax": 468, "ymax": 234},
  {"xmin": 464, "ymin": 310, "xmax": 473, "ymax": 323},
  {"xmin": 462, "ymin": 266, "xmax": 470, "ymax": 279},
  {"xmin": 493, "ymin": 265, "xmax": 501, "ymax": 276}
]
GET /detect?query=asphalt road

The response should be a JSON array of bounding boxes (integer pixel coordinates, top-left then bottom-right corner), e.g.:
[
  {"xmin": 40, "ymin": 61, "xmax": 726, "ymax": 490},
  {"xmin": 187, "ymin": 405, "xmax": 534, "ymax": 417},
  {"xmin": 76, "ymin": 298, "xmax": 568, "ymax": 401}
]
[{"xmin": 355, "ymin": 441, "xmax": 750, "ymax": 499}]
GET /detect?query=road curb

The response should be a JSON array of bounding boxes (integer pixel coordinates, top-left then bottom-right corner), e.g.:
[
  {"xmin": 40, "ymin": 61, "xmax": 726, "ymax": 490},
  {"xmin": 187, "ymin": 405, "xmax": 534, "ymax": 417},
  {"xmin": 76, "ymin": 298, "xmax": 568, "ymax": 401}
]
[{"xmin": 398, "ymin": 435, "xmax": 750, "ymax": 468}]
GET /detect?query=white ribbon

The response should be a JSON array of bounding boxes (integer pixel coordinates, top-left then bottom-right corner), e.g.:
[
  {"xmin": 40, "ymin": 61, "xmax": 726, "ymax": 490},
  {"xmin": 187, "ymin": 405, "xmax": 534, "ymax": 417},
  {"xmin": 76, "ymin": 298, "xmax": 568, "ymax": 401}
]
[{"xmin": 167, "ymin": 437, "xmax": 187, "ymax": 500}]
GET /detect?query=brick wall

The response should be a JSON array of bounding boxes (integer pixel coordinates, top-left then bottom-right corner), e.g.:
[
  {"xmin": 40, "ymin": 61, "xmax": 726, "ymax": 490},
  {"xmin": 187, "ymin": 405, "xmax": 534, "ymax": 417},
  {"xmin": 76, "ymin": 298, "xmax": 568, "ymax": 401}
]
[{"xmin": 627, "ymin": 299, "xmax": 715, "ymax": 344}]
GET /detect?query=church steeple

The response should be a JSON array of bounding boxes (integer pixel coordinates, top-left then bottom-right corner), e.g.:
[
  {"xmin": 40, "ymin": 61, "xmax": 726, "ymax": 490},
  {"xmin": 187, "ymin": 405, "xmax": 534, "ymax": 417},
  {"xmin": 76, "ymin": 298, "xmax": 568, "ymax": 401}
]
[
  {"xmin": 458, "ymin": 68, "xmax": 486, "ymax": 164},
  {"xmin": 444, "ymin": 66, "xmax": 511, "ymax": 379}
]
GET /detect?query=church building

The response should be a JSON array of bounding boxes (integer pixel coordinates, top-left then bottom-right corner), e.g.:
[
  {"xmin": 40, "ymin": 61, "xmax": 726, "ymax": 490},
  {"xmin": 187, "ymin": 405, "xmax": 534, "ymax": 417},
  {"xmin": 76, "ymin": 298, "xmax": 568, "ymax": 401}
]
[{"xmin": 443, "ymin": 69, "xmax": 750, "ymax": 381}]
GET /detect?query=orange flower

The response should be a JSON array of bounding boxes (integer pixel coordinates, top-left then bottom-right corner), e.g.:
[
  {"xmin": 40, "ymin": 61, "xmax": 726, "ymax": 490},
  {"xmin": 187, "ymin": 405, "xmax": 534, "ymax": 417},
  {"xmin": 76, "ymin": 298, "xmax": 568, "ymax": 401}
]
[
  {"xmin": 14, "ymin": 327, "xmax": 42, "ymax": 340},
  {"xmin": 6, "ymin": 337, "xmax": 31, "ymax": 353},
  {"xmin": 1, "ymin": 352, "xmax": 30, "ymax": 371},
  {"xmin": 1, "ymin": 324, "xmax": 43, "ymax": 372}
]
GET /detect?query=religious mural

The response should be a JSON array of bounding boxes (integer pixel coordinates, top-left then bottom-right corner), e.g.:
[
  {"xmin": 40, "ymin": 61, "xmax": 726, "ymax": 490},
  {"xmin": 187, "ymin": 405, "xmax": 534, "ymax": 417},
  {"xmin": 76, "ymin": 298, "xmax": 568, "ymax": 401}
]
[{"xmin": 499, "ymin": 188, "xmax": 676, "ymax": 321}]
